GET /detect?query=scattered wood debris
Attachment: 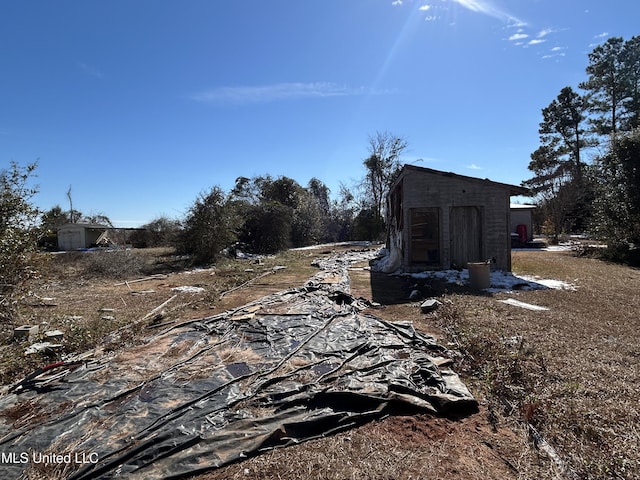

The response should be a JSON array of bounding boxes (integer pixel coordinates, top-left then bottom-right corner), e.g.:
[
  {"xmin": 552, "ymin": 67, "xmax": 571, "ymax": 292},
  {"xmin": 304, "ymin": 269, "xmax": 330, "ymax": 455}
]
[
  {"xmin": 113, "ymin": 274, "xmax": 168, "ymax": 286},
  {"xmin": 140, "ymin": 295, "xmax": 178, "ymax": 322},
  {"xmin": 24, "ymin": 342, "xmax": 63, "ymax": 355},
  {"xmin": 171, "ymin": 286, "xmax": 206, "ymax": 294},
  {"xmin": 13, "ymin": 325, "xmax": 39, "ymax": 342},
  {"xmin": 420, "ymin": 298, "xmax": 441, "ymax": 313},
  {"xmin": 499, "ymin": 298, "xmax": 549, "ymax": 311}
]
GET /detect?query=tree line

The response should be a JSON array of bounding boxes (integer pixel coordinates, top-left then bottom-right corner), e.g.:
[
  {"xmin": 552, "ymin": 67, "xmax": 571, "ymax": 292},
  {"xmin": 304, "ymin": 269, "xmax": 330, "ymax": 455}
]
[
  {"xmin": 151, "ymin": 131, "xmax": 406, "ymax": 264},
  {"xmin": 21, "ymin": 131, "xmax": 406, "ymax": 269},
  {"xmin": 0, "ymin": 135, "xmax": 397, "ymax": 321},
  {"xmin": 524, "ymin": 35, "xmax": 640, "ymax": 261}
]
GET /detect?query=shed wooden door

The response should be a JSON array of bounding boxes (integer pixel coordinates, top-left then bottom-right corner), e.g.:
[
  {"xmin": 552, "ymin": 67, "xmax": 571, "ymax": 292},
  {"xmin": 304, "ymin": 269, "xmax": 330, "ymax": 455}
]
[
  {"xmin": 409, "ymin": 208, "xmax": 440, "ymax": 266},
  {"xmin": 450, "ymin": 206, "xmax": 483, "ymax": 267}
]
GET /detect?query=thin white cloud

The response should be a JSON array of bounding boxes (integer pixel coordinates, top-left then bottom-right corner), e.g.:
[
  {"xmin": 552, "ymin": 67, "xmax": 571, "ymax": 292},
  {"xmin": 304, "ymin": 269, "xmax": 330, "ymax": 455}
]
[
  {"xmin": 449, "ymin": 0, "xmax": 525, "ymax": 26},
  {"xmin": 192, "ymin": 82, "xmax": 380, "ymax": 105},
  {"xmin": 509, "ymin": 33, "xmax": 528, "ymax": 41},
  {"xmin": 420, "ymin": 3, "xmax": 442, "ymax": 20},
  {"xmin": 542, "ymin": 52, "xmax": 566, "ymax": 60},
  {"xmin": 467, "ymin": 163, "xmax": 482, "ymax": 170},
  {"xmin": 391, "ymin": 0, "xmax": 403, "ymax": 6},
  {"xmin": 537, "ymin": 28, "xmax": 555, "ymax": 38},
  {"xmin": 589, "ymin": 32, "xmax": 611, "ymax": 48},
  {"xmin": 78, "ymin": 62, "xmax": 104, "ymax": 79},
  {"xmin": 542, "ymin": 46, "xmax": 566, "ymax": 60},
  {"xmin": 398, "ymin": 0, "xmax": 566, "ymax": 55},
  {"xmin": 509, "ymin": 27, "xmax": 563, "ymax": 51}
]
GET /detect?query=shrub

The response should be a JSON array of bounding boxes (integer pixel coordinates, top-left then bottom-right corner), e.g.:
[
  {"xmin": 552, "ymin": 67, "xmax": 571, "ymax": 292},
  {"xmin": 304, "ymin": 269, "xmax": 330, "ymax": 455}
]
[
  {"xmin": 178, "ymin": 187, "xmax": 237, "ymax": 265},
  {"xmin": 0, "ymin": 162, "xmax": 40, "ymax": 322},
  {"xmin": 240, "ymin": 201, "xmax": 292, "ymax": 254},
  {"xmin": 132, "ymin": 216, "xmax": 182, "ymax": 248},
  {"xmin": 81, "ymin": 249, "xmax": 147, "ymax": 278}
]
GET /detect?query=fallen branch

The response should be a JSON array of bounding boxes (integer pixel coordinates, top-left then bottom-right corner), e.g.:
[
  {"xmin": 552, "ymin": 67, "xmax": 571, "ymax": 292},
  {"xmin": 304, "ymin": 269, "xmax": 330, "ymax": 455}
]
[
  {"xmin": 219, "ymin": 270, "xmax": 275, "ymax": 299},
  {"xmin": 114, "ymin": 274, "xmax": 167, "ymax": 286},
  {"xmin": 140, "ymin": 295, "xmax": 177, "ymax": 322},
  {"xmin": 147, "ymin": 301, "xmax": 194, "ymax": 326},
  {"xmin": 528, "ymin": 423, "xmax": 578, "ymax": 480}
]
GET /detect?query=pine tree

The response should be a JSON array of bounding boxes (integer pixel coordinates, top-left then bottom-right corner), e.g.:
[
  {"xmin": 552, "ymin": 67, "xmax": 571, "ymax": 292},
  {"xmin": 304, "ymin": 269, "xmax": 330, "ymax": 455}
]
[{"xmin": 523, "ymin": 87, "xmax": 593, "ymax": 237}]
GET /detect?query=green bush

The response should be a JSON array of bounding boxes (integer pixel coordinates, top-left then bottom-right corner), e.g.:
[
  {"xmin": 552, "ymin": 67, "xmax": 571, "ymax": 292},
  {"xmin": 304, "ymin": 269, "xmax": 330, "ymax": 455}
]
[
  {"xmin": 240, "ymin": 201, "xmax": 292, "ymax": 254},
  {"xmin": 178, "ymin": 186, "xmax": 237, "ymax": 265},
  {"xmin": 0, "ymin": 162, "xmax": 40, "ymax": 322}
]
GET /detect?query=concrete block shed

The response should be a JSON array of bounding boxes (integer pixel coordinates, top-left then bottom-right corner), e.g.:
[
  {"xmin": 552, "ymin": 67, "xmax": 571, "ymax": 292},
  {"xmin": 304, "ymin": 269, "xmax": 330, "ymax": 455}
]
[
  {"xmin": 386, "ymin": 165, "xmax": 529, "ymax": 272},
  {"xmin": 57, "ymin": 223, "xmax": 110, "ymax": 251}
]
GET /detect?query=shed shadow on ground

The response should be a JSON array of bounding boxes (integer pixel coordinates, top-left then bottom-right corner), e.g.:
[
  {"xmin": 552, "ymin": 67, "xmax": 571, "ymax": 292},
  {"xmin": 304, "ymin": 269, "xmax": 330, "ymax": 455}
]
[{"xmin": 368, "ymin": 270, "xmax": 490, "ymax": 305}]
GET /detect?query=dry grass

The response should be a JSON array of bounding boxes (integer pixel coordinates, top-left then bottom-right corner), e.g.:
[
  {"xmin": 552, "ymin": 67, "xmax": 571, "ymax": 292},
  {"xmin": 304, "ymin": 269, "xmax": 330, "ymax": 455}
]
[
  {"xmin": 216, "ymin": 346, "xmax": 263, "ymax": 364},
  {"xmin": 4, "ymin": 246, "xmax": 640, "ymax": 480},
  {"xmin": 187, "ymin": 411, "xmax": 534, "ymax": 480},
  {"xmin": 506, "ymin": 252, "xmax": 640, "ymax": 478},
  {"xmin": 352, "ymin": 250, "xmax": 640, "ymax": 479},
  {"xmin": 0, "ymin": 247, "xmax": 318, "ymax": 386}
]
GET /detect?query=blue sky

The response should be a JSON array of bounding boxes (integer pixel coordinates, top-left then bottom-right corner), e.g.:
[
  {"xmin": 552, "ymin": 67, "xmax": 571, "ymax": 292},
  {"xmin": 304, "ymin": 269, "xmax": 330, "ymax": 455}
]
[{"xmin": 2, "ymin": 1, "xmax": 638, "ymax": 227}]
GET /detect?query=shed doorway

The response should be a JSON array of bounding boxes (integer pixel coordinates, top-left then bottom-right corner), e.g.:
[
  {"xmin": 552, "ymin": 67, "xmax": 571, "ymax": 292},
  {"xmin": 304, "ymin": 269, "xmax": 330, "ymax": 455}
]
[
  {"xmin": 409, "ymin": 208, "xmax": 440, "ymax": 266},
  {"xmin": 450, "ymin": 206, "xmax": 484, "ymax": 267}
]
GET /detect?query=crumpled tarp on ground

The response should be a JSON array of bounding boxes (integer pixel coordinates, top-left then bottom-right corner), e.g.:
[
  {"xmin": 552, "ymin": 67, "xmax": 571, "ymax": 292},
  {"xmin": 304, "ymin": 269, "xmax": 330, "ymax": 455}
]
[{"xmin": 0, "ymin": 249, "xmax": 476, "ymax": 479}]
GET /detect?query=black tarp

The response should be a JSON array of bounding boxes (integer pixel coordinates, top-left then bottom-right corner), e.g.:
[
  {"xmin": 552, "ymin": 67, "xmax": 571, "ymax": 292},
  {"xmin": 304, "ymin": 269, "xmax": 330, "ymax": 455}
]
[{"xmin": 0, "ymin": 249, "xmax": 476, "ymax": 479}]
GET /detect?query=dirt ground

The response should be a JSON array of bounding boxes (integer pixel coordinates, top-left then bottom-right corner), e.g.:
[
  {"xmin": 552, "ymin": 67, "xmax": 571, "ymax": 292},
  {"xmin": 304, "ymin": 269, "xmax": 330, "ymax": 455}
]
[{"xmin": 3, "ymin": 245, "xmax": 640, "ymax": 479}]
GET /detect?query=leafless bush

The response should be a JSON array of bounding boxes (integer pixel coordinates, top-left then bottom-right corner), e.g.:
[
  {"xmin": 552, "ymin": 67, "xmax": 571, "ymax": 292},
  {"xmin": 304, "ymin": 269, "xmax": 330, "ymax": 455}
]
[{"xmin": 79, "ymin": 250, "xmax": 147, "ymax": 279}]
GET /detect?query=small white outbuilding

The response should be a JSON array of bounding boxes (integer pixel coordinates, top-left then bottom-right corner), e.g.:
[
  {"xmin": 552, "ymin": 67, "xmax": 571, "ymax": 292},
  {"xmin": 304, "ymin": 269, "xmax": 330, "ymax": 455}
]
[{"xmin": 57, "ymin": 223, "xmax": 110, "ymax": 251}]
